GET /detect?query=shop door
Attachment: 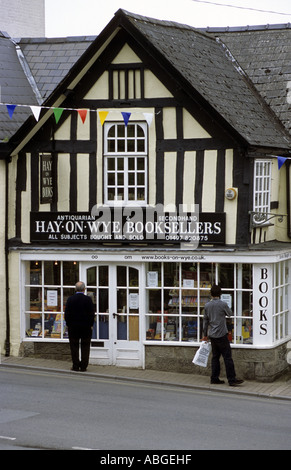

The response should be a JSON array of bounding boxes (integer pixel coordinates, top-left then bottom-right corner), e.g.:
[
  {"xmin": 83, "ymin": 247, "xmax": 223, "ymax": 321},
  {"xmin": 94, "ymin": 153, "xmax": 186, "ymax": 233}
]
[{"xmin": 82, "ymin": 263, "xmax": 144, "ymax": 368}]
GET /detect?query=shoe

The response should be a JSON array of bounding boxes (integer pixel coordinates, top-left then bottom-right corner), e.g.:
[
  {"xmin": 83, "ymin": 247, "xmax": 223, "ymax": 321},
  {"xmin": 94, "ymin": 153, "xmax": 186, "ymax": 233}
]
[
  {"xmin": 229, "ymin": 379, "xmax": 244, "ymax": 386},
  {"xmin": 71, "ymin": 367, "xmax": 79, "ymax": 371},
  {"xmin": 80, "ymin": 368, "xmax": 87, "ymax": 372},
  {"xmin": 211, "ymin": 379, "xmax": 225, "ymax": 384}
]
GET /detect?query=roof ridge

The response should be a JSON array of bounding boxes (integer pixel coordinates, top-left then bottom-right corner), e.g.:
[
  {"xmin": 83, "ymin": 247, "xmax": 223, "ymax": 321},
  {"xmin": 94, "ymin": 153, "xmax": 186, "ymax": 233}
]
[
  {"xmin": 118, "ymin": 8, "xmax": 206, "ymax": 34},
  {"xmin": 204, "ymin": 23, "xmax": 291, "ymax": 33},
  {"xmin": 17, "ymin": 35, "xmax": 97, "ymax": 44},
  {"xmin": 118, "ymin": 8, "xmax": 215, "ymax": 42}
]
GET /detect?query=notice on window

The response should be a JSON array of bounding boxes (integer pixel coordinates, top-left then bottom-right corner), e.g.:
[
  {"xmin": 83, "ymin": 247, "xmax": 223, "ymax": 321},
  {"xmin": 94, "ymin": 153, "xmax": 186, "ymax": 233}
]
[
  {"xmin": 221, "ymin": 293, "xmax": 232, "ymax": 308},
  {"xmin": 129, "ymin": 293, "xmax": 139, "ymax": 310},
  {"xmin": 47, "ymin": 290, "xmax": 58, "ymax": 307},
  {"xmin": 147, "ymin": 271, "xmax": 158, "ymax": 287}
]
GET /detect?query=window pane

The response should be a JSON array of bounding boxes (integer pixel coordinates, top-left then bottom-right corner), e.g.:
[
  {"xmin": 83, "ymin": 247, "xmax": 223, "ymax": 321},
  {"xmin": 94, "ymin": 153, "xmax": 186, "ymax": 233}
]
[
  {"xmin": 108, "ymin": 140, "xmax": 115, "ymax": 153},
  {"xmin": 44, "ymin": 261, "xmax": 60, "ymax": 285},
  {"xmin": 137, "ymin": 125, "xmax": 145, "ymax": 137},
  {"xmin": 164, "ymin": 263, "xmax": 179, "ymax": 287},
  {"xmin": 137, "ymin": 173, "xmax": 145, "ymax": 185},
  {"xmin": 117, "ymin": 125, "xmax": 125, "ymax": 137},
  {"xmin": 108, "ymin": 126, "xmax": 116, "ymax": 138},
  {"xmin": 107, "ymin": 188, "xmax": 115, "ymax": 200},
  {"xmin": 117, "ymin": 173, "xmax": 124, "ymax": 185},
  {"xmin": 117, "ymin": 140, "xmax": 125, "ymax": 152},
  {"xmin": 117, "ymin": 188, "xmax": 124, "ymax": 200},
  {"xmin": 108, "ymin": 173, "xmax": 115, "ymax": 185},
  {"xmin": 137, "ymin": 188, "xmax": 145, "ymax": 200},
  {"xmin": 117, "ymin": 158, "xmax": 124, "ymax": 170},
  {"xmin": 127, "ymin": 125, "xmax": 135, "ymax": 137},
  {"xmin": 218, "ymin": 264, "xmax": 234, "ymax": 288},
  {"xmin": 107, "ymin": 158, "xmax": 115, "ymax": 171},
  {"xmin": 146, "ymin": 315, "xmax": 162, "ymax": 340},
  {"xmin": 128, "ymin": 173, "xmax": 135, "ymax": 185},
  {"xmin": 99, "ymin": 266, "xmax": 108, "ymax": 286},
  {"xmin": 63, "ymin": 261, "xmax": 79, "ymax": 285},
  {"xmin": 128, "ymin": 158, "xmax": 135, "ymax": 170},
  {"xmin": 28, "ymin": 261, "xmax": 42, "ymax": 285},
  {"xmin": 137, "ymin": 140, "xmax": 145, "ymax": 152},
  {"xmin": 127, "ymin": 139, "xmax": 135, "ymax": 152}
]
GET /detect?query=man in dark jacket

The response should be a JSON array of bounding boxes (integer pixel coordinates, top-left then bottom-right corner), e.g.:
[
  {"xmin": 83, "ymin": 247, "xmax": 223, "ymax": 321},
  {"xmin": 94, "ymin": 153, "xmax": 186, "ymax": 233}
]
[{"xmin": 65, "ymin": 281, "xmax": 95, "ymax": 371}]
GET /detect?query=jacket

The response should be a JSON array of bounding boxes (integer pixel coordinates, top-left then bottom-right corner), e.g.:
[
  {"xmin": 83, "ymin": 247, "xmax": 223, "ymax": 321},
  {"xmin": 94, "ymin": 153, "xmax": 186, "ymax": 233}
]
[{"xmin": 65, "ymin": 293, "xmax": 95, "ymax": 329}]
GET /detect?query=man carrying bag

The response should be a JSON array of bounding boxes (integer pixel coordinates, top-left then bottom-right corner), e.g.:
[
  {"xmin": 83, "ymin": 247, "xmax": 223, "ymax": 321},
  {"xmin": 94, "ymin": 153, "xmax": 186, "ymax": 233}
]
[{"xmin": 202, "ymin": 284, "xmax": 244, "ymax": 387}]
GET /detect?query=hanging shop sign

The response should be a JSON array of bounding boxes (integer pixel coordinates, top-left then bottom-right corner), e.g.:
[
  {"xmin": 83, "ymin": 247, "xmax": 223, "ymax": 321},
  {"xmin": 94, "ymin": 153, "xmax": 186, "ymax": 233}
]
[
  {"xmin": 40, "ymin": 154, "xmax": 53, "ymax": 204},
  {"xmin": 30, "ymin": 209, "xmax": 225, "ymax": 245}
]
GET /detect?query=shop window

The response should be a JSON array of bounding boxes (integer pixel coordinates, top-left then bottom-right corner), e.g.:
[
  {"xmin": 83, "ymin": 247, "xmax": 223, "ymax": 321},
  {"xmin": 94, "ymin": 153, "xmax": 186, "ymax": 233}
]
[
  {"xmin": 145, "ymin": 262, "xmax": 254, "ymax": 345},
  {"xmin": 104, "ymin": 122, "xmax": 147, "ymax": 205},
  {"xmin": 273, "ymin": 261, "xmax": 289, "ymax": 342},
  {"xmin": 24, "ymin": 261, "xmax": 79, "ymax": 339}
]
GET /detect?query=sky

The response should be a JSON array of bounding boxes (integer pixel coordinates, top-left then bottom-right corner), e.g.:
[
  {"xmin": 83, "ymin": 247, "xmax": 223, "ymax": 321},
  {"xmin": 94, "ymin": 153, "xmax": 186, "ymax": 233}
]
[{"xmin": 45, "ymin": 0, "xmax": 291, "ymax": 37}]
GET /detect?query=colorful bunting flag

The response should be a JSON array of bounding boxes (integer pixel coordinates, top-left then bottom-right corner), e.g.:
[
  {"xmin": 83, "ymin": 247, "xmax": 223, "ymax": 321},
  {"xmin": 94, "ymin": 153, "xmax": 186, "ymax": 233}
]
[
  {"xmin": 121, "ymin": 112, "xmax": 131, "ymax": 126},
  {"xmin": 277, "ymin": 156, "xmax": 287, "ymax": 169},
  {"xmin": 1, "ymin": 103, "xmax": 159, "ymax": 128},
  {"xmin": 6, "ymin": 104, "xmax": 17, "ymax": 119},
  {"xmin": 30, "ymin": 105, "xmax": 42, "ymax": 121},
  {"xmin": 77, "ymin": 109, "xmax": 88, "ymax": 124},
  {"xmin": 53, "ymin": 107, "xmax": 64, "ymax": 124},
  {"xmin": 98, "ymin": 110, "xmax": 109, "ymax": 126},
  {"xmin": 143, "ymin": 112, "xmax": 153, "ymax": 127}
]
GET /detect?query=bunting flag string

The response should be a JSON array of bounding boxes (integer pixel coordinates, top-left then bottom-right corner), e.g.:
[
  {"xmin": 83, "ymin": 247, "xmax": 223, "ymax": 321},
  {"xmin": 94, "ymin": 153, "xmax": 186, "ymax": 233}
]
[{"xmin": 0, "ymin": 102, "xmax": 155, "ymax": 127}]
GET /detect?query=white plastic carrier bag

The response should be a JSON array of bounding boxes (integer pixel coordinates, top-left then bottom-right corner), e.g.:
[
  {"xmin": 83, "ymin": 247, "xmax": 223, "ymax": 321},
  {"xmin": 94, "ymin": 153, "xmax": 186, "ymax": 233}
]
[{"xmin": 192, "ymin": 341, "xmax": 211, "ymax": 368}]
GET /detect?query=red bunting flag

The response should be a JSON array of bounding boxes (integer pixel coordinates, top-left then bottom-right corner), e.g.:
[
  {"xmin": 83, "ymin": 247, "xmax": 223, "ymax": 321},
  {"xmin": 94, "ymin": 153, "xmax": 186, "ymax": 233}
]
[{"xmin": 77, "ymin": 109, "xmax": 88, "ymax": 124}]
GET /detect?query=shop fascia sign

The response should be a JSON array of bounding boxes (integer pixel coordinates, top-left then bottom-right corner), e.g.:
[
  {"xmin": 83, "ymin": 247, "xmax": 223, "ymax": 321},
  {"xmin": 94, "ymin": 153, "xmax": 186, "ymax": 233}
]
[{"xmin": 30, "ymin": 205, "xmax": 225, "ymax": 245}]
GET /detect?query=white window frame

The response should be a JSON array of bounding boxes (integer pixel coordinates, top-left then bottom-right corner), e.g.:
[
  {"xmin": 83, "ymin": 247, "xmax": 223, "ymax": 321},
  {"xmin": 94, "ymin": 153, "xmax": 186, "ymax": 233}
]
[
  {"xmin": 104, "ymin": 122, "xmax": 148, "ymax": 206},
  {"xmin": 253, "ymin": 159, "xmax": 272, "ymax": 215}
]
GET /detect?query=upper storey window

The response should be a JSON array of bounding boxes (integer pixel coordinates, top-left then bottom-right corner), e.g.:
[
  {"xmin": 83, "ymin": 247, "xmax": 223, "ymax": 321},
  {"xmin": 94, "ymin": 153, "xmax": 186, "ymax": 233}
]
[
  {"xmin": 109, "ymin": 65, "xmax": 144, "ymax": 101},
  {"xmin": 253, "ymin": 160, "xmax": 272, "ymax": 215},
  {"xmin": 104, "ymin": 122, "xmax": 148, "ymax": 205}
]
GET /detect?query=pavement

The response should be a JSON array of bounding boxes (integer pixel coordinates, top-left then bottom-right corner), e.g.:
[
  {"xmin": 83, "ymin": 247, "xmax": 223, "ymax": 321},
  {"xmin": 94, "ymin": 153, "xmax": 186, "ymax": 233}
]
[{"xmin": 1, "ymin": 355, "xmax": 291, "ymax": 401}]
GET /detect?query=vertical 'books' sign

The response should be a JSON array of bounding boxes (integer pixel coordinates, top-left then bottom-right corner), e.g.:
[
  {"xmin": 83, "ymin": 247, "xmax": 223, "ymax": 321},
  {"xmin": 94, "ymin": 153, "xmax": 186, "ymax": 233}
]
[{"xmin": 40, "ymin": 154, "xmax": 53, "ymax": 204}]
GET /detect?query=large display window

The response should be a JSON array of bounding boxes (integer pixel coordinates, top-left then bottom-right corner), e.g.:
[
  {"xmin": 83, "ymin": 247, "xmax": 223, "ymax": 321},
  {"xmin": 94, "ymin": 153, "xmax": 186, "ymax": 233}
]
[
  {"xmin": 22, "ymin": 257, "xmax": 290, "ymax": 348},
  {"xmin": 24, "ymin": 261, "xmax": 79, "ymax": 339},
  {"xmin": 145, "ymin": 262, "xmax": 253, "ymax": 345}
]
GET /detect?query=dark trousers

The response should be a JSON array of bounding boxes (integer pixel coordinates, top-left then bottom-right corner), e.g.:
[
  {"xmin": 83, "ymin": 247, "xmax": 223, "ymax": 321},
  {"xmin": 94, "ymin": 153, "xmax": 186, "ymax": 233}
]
[
  {"xmin": 210, "ymin": 334, "xmax": 236, "ymax": 384},
  {"xmin": 68, "ymin": 326, "xmax": 92, "ymax": 370}
]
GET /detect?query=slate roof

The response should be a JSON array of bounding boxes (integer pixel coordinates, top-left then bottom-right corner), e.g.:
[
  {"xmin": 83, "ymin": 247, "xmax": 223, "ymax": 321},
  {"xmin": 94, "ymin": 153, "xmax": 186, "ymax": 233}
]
[
  {"xmin": 0, "ymin": 34, "xmax": 94, "ymax": 142},
  {"xmin": 122, "ymin": 11, "xmax": 291, "ymax": 149},
  {"xmin": 205, "ymin": 25, "xmax": 291, "ymax": 135},
  {"xmin": 18, "ymin": 36, "xmax": 95, "ymax": 101},
  {"xmin": 0, "ymin": 9, "xmax": 291, "ymax": 152},
  {"xmin": 0, "ymin": 35, "xmax": 38, "ymax": 141}
]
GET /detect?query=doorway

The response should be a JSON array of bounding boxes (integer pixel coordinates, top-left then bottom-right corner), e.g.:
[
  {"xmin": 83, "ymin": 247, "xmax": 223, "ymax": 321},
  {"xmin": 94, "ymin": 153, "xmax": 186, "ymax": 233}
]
[{"xmin": 81, "ymin": 263, "xmax": 144, "ymax": 368}]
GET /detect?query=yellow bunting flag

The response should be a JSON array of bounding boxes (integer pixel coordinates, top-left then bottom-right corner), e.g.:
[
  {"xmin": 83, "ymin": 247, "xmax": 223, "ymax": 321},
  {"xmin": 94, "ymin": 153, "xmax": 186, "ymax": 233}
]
[{"xmin": 98, "ymin": 110, "xmax": 109, "ymax": 126}]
